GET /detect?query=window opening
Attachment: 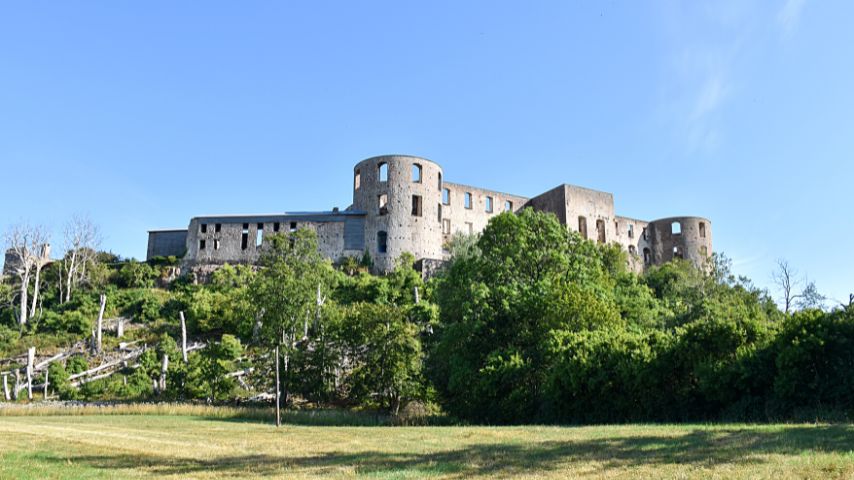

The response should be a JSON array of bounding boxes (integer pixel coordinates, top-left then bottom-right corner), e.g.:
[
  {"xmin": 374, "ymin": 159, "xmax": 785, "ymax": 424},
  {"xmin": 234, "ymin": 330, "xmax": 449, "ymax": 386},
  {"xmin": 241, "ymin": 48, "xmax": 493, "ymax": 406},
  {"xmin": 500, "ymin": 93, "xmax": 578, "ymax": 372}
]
[
  {"xmin": 215, "ymin": 223, "xmax": 221, "ymax": 233},
  {"xmin": 464, "ymin": 192, "xmax": 472, "ymax": 209},
  {"xmin": 273, "ymin": 222, "xmax": 280, "ymax": 232},
  {"xmin": 378, "ymin": 194, "xmax": 388, "ymax": 215},
  {"xmin": 412, "ymin": 164, "xmax": 422, "ymax": 183},
  {"xmin": 628, "ymin": 224, "xmax": 634, "ymax": 239},
  {"xmin": 699, "ymin": 222, "xmax": 706, "ymax": 238},
  {"xmin": 200, "ymin": 224, "xmax": 207, "ymax": 234},
  {"xmin": 485, "ymin": 196, "xmax": 493, "ymax": 213},
  {"xmin": 290, "ymin": 222, "xmax": 297, "ymax": 232},
  {"xmin": 442, "ymin": 219, "xmax": 451, "ymax": 234},
  {"xmin": 643, "ymin": 248, "xmax": 651, "ymax": 264},
  {"xmin": 256, "ymin": 224, "xmax": 263, "ymax": 247},
  {"xmin": 199, "ymin": 239, "xmax": 206, "ymax": 250},
  {"xmin": 377, "ymin": 231, "xmax": 388, "ymax": 253},
  {"xmin": 505, "ymin": 200, "xmax": 513, "ymax": 212},
  {"xmin": 411, "ymin": 195, "xmax": 422, "ymax": 216},
  {"xmin": 214, "ymin": 239, "xmax": 220, "ymax": 250},
  {"xmin": 378, "ymin": 162, "xmax": 388, "ymax": 182},
  {"xmin": 596, "ymin": 219, "xmax": 606, "ymax": 244},
  {"xmin": 354, "ymin": 169, "xmax": 361, "ymax": 190},
  {"xmin": 241, "ymin": 224, "xmax": 249, "ymax": 250},
  {"xmin": 672, "ymin": 221, "xmax": 682, "ymax": 235},
  {"xmin": 442, "ymin": 188, "xmax": 450, "ymax": 205},
  {"xmin": 578, "ymin": 216, "xmax": 588, "ymax": 239}
]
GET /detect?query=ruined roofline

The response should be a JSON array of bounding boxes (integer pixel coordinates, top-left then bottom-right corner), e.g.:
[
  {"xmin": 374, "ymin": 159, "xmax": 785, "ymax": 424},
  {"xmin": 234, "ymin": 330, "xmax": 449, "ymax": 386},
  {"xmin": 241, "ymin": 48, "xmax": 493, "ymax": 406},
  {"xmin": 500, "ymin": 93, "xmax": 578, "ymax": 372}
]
[
  {"xmin": 147, "ymin": 228, "xmax": 188, "ymax": 233},
  {"xmin": 442, "ymin": 181, "xmax": 530, "ymax": 201},
  {"xmin": 190, "ymin": 210, "xmax": 367, "ymax": 220}
]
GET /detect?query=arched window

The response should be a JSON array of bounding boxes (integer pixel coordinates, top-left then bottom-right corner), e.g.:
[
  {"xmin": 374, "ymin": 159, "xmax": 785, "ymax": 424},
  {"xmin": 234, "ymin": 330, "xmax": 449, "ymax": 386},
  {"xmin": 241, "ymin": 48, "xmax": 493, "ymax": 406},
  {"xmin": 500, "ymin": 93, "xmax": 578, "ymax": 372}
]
[
  {"xmin": 378, "ymin": 162, "xmax": 388, "ymax": 182},
  {"xmin": 377, "ymin": 231, "xmax": 388, "ymax": 253},
  {"xmin": 412, "ymin": 164, "xmax": 422, "ymax": 183},
  {"xmin": 671, "ymin": 221, "xmax": 682, "ymax": 235},
  {"xmin": 354, "ymin": 169, "xmax": 361, "ymax": 190}
]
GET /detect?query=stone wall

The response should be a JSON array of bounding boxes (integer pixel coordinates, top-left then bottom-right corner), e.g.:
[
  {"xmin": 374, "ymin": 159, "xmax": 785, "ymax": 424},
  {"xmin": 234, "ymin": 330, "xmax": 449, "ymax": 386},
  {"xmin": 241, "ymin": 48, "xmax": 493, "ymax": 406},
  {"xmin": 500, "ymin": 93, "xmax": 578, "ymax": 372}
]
[
  {"xmin": 146, "ymin": 230, "xmax": 188, "ymax": 260},
  {"xmin": 440, "ymin": 181, "xmax": 529, "ymax": 246}
]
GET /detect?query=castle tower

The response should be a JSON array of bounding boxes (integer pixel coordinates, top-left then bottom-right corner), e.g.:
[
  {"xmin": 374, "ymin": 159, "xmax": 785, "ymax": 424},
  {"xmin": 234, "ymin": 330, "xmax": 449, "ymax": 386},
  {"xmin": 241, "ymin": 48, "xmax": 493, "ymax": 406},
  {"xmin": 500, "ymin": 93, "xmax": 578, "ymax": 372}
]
[
  {"xmin": 352, "ymin": 155, "xmax": 445, "ymax": 272},
  {"xmin": 646, "ymin": 216, "xmax": 713, "ymax": 269}
]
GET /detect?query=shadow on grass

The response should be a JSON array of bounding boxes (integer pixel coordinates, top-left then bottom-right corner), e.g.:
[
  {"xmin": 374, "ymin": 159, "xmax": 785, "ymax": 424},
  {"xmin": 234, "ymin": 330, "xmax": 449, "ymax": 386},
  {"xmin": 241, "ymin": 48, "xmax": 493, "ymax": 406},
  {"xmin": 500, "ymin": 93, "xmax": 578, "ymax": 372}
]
[{"xmin": 32, "ymin": 425, "xmax": 854, "ymax": 477}]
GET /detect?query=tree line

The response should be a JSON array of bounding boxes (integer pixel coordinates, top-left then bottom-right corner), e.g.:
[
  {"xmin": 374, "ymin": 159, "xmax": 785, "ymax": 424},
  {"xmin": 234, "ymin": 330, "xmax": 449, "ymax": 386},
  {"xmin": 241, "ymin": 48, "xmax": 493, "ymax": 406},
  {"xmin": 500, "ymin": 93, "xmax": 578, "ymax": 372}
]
[{"xmin": 2, "ymin": 209, "xmax": 852, "ymax": 424}]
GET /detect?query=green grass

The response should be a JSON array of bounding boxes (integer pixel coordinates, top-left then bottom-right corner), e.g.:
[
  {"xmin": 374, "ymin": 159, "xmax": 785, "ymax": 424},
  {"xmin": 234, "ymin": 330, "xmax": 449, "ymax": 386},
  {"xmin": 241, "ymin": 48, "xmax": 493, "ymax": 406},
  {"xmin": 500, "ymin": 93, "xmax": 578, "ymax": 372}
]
[{"xmin": 1, "ymin": 407, "xmax": 854, "ymax": 479}]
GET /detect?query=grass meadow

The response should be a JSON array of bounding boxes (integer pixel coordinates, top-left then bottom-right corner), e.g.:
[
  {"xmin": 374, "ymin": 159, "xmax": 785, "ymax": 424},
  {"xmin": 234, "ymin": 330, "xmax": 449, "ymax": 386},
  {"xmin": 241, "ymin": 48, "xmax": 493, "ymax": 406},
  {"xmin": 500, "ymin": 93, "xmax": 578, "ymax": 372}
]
[{"xmin": 1, "ymin": 405, "xmax": 853, "ymax": 479}]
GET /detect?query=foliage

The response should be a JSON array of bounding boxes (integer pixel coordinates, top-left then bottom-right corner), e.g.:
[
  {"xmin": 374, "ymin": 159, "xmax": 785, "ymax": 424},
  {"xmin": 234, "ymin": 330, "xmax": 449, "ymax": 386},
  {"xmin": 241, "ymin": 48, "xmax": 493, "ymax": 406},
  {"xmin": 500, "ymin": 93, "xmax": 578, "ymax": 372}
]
[{"xmin": 117, "ymin": 261, "xmax": 157, "ymax": 289}]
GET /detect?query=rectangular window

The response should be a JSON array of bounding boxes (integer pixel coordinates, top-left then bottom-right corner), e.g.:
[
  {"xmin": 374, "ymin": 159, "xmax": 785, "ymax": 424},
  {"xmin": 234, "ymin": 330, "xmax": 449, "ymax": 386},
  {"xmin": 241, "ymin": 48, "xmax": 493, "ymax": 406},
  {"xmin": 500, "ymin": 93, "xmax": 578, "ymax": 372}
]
[
  {"xmin": 505, "ymin": 200, "xmax": 513, "ymax": 212},
  {"xmin": 199, "ymin": 239, "xmax": 206, "ymax": 250},
  {"xmin": 464, "ymin": 192, "xmax": 472, "ymax": 209},
  {"xmin": 466, "ymin": 222, "xmax": 473, "ymax": 234},
  {"xmin": 442, "ymin": 218, "xmax": 451, "ymax": 234},
  {"xmin": 578, "ymin": 216, "xmax": 588, "ymax": 239},
  {"xmin": 378, "ymin": 194, "xmax": 388, "ymax": 215},
  {"xmin": 273, "ymin": 222, "xmax": 280, "ymax": 232},
  {"xmin": 699, "ymin": 222, "xmax": 706, "ymax": 238},
  {"xmin": 200, "ymin": 224, "xmax": 207, "ymax": 234},
  {"xmin": 241, "ymin": 224, "xmax": 249, "ymax": 250},
  {"xmin": 438, "ymin": 203, "xmax": 442, "ymax": 223},
  {"xmin": 485, "ymin": 196, "xmax": 493, "ymax": 213},
  {"xmin": 290, "ymin": 222, "xmax": 297, "ymax": 232},
  {"xmin": 214, "ymin": 239, "xmax": 220, "ymax": 250},
  {"xmin": 215, "ymin": 223, "xmax": 221, "ymax": 233},
  {"xmin": 628, "ymin": 224, "xmax": 634, "ymax": 239},
  {"xmin": 411, "ymin": 195, "xmax": 422, "ymax": 216},
  {"xmin": 642, "ymin": 227, "xmax": 648, "ymax": 241},
  {"xmin": 412, "ymin": 164, "xmax": 422, "ymax": 183},
  {"xmin": 256, "ymin": 225, "xmax": 263, "ymax": 247},
  {"xmin": 442, "ymin": 188, "xmax": 450, "ymax": 205}
]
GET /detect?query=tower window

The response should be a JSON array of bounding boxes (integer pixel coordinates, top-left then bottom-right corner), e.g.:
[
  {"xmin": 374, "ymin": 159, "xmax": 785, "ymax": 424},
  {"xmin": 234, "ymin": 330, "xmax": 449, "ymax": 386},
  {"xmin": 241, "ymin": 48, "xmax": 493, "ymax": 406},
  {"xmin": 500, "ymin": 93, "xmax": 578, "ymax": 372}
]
[
  {"xmin": 442, "ymin": 188, "xmax": 450, "ymax": 205},
  {"xmin": 378, "ymin": 194, "xmax": 388, "ymax": 215},
  {"xmin": 672, "ymin": 221, "xmax": 682, "ymax": 235},
  {"xmin": 578, "ymin": 216, "xmax": 588, "ymax": 239},
  {"xmin": 200, "ymin": 223, "xmax": 207, "ymax": 234},
  {"xmin": 699, "ymin": 222, "xmax": 706, "ymax": 238},
  {"xmin": 437, "ymin": 203, "xmax": 442, "ymax": 222},
  {"xmin": 354, "ymin": 169, "xmax": 361, "ymax": 190},
  {"xmin": 438, "ymin": 172, "xmax": 442, "ymax": 189},
  {"xmin": 377, "ymin": 231, "xmax": 388, "ymax": 253},
  {"xmin": 505, "ymin": 200, "xmax": 513, "ymax": 212},
  {"xmin": 464, "ymin": 192, "xmax": 472, "ymax": 209},
  {"xmin": 411, "ymin": 195, "xmax": 422, "ymax": 216},
  {"xmin": 485, "ymin": 196, "xmax": 493, "ymax": 213},
  {"xmin": 378, "ymin": 162, "xmax": 388, "ymax": 182},
  {"xmin": 412, "ymin": 164, "xmax": 422, "ymax": 183}
]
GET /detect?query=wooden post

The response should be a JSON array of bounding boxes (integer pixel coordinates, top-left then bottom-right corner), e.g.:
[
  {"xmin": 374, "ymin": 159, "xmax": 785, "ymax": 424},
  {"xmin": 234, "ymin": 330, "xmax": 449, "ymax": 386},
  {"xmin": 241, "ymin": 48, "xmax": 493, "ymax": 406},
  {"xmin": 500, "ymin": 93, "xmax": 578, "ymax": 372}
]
[
  {"xmin": 116, "ymin": 318, "xmax": 124, "ymax": 338},
  {"xmin": 96, "ymin": 294, "xmax": 106, "ymax": 353},
  {"xmin": 2, "ymin": 373, "xmax": 9, "ymax": 401},
  {"xmin": 14, "ymin": 369, "xmax": 20, "ymax": 400},
  {"xmin": 179, "ymin": 311, "xmax": 188, "ymax": 363},
  {"xmin": 27, "ymin": 347, "xmax": 35, "ymax": 401},
  {"xmin": 43, "ymin": 368, "xmax": 49, "ymax": 400},
  {"xmin": 159, "ymin": 354, "xmax": 169, "ymax": 392},
  {"xmin": 414, "ymin": 286, "xmax": 420, "ymax": 304},
  {"xmin": 274, "ymin": 345, "xmax": 281, "ymax": 427}
]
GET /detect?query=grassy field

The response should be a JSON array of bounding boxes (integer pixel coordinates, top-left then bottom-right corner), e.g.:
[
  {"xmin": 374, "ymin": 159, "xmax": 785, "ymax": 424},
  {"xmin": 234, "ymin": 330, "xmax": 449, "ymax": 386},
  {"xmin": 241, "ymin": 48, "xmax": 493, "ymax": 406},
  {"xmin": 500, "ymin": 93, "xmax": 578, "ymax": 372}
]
[{"xmin": 1, "ymin": 407, "xmax": 854, "ymax": 479}]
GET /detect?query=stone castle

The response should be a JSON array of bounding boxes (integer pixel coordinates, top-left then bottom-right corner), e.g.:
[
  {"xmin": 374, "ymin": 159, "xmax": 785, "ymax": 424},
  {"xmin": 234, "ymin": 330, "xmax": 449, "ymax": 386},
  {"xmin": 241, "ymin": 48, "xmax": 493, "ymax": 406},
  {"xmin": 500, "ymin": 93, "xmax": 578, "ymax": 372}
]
[{"xmin": 146, "ymin": 154, "xmax": 712, "ymax": 274}]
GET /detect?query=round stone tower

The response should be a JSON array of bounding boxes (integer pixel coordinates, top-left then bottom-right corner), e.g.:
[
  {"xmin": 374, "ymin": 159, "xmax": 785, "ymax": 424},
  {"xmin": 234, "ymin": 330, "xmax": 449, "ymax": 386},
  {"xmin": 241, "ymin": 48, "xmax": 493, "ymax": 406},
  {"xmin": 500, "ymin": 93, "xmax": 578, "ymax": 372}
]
[
  {"xmin": 647, "ymin": 216, "xmax": 713, "ymax": 269},
  {"xmin": 352, "ymin": 155, "xmax": 445, "ymax": 272}
]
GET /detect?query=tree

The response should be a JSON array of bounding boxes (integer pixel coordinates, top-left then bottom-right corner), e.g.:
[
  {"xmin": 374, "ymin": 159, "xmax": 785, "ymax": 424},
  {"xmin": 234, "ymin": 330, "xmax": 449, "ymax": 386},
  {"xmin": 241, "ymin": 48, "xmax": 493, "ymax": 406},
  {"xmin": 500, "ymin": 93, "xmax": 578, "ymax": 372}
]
[
  {"xmin": 252, "ymin": 229, "xmax": 333, "ymax": 406},
  {"xmin": 60, "ymin": 215, "xmax": 101, "ymax": 303},
  {"xmin": 772, "ymin": 259, "xmax": 800, "ymax": 314},
  {"xmin": 3, "ymin": 223, "xmax": 50, "ymax": 326},
  {"xmin": 199, "ymin": 334, "xmax": 243, "ymax": 400}
]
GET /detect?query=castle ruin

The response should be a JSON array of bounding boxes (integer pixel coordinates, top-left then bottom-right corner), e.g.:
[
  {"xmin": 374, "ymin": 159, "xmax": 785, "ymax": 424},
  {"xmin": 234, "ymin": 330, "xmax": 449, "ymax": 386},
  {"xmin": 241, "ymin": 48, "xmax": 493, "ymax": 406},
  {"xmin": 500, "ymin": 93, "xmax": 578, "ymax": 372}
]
[{"xmin": 147, "ymin": 155, "xmax": 712, "ymax": 274}]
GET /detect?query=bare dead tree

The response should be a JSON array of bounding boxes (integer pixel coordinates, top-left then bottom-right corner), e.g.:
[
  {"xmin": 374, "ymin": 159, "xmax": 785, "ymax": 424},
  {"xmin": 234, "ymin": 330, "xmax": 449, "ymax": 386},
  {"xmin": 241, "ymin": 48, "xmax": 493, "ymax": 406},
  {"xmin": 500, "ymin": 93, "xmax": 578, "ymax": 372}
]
[
  {"xmin": 61, "ymin": 215, "xmax": 101, "ymax": 304},
  {"xmin": 772, "ymin": 259, "xmax": 802, "ymax": 314},
  {"xmin": 3, "ymin": 223, "xmax": 49, "ymax": 326}
]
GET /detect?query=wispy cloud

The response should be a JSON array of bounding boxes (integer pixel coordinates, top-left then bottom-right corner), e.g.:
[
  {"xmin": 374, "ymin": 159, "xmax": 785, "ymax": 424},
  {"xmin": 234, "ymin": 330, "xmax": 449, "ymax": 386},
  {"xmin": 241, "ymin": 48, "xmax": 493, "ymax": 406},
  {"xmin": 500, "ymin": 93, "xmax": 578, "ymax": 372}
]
[
  {"xmin": 778, "ymin": 0, "xmax": 807, "ymax": 36},
  {"xmin": 692, "ymin": 75, "xmax": 730, "ymax": 120}
]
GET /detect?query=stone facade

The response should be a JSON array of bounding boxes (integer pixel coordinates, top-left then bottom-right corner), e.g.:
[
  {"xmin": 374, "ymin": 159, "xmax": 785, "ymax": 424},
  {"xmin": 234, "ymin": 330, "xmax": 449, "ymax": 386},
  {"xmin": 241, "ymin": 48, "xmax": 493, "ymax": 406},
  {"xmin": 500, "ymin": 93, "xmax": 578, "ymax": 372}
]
[{"xmin": 146, "ymin": 154, "xmax": 712, "ymax": 273}]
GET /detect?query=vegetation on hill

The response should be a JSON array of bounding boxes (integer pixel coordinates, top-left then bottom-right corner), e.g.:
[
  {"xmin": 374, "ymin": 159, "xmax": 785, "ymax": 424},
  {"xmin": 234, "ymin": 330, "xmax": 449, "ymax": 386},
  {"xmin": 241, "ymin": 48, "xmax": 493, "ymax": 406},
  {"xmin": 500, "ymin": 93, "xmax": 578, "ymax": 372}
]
[{"xmin": 1, "ymin": 209, "xmax": 852, "ymax": 424}]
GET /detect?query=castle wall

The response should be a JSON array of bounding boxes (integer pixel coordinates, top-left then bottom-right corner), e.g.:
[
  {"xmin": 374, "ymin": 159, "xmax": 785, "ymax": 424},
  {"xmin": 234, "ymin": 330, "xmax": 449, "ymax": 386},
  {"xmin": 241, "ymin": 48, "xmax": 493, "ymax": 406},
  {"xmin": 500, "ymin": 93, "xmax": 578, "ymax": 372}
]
[
  {"xmin": 440, "ymin": 181, "xmax": 528, "ymax": 245},
  {"xmin": 182, "ymin": 212, "xmax": 365, "ymax": 266},
  {"xmin": 147, "ymin": 230, "xmax": 188, "ymax": 259}
]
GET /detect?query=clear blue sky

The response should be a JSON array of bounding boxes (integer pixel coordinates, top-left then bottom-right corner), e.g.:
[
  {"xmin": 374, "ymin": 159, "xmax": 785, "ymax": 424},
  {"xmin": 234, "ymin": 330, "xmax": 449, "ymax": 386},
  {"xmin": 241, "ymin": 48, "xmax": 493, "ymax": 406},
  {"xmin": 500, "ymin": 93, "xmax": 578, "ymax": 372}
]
[{"xmin": 1, "ymin": 1, "xmax": 851, "ymax": 305}]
